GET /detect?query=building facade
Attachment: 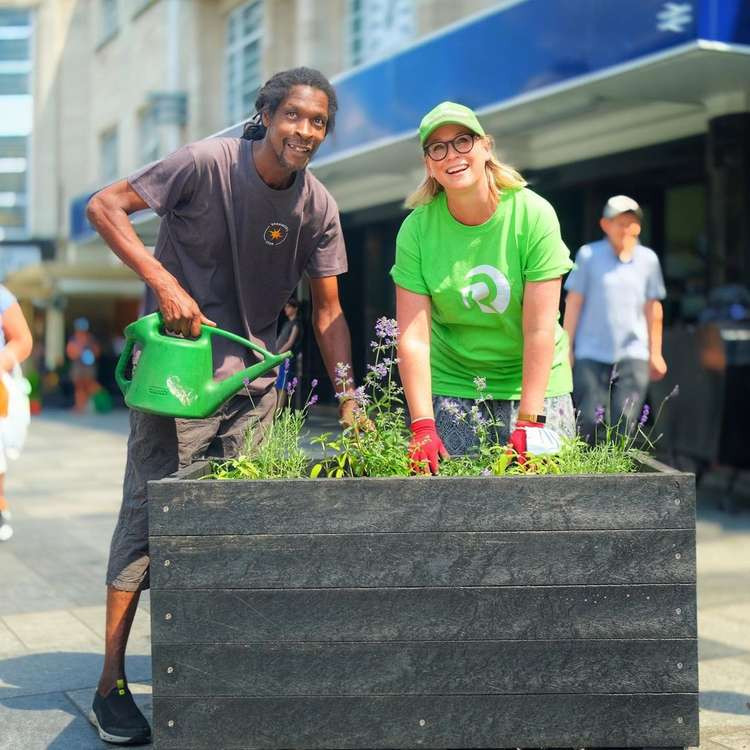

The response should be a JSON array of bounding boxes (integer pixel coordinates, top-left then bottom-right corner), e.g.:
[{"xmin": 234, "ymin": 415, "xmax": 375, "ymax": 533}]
[{"xmin": 5, "ymin": 0, "xmax": 750, "ymax": 406}]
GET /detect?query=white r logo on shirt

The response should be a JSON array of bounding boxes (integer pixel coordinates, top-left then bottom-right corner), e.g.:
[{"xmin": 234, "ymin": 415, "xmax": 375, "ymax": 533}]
[{"xmin": 460, "ymin": 265, "xmax": 511, "ymax": 314}]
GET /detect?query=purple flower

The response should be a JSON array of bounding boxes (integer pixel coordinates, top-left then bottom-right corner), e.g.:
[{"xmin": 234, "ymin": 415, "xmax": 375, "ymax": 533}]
[
  {"xmin": 283, "ymin": 359, "xmax": 290, "ymax": 372},
  {"xmin": 334, "ymin": 362, "xmax": 352, "ymax": 388},
  {"xmin": 638, "ymin": 403, "xmax": 650, "ymax": 427},
  {"xmin": 473, "ymin": 376, "xmax": 487, "ymax": 392},
  {"xmin": 311, "ymin": 378, "xmax": 318, "ymax": 389},
  {"xmin": 370, "ymin": 340, "xmax": 379, "ymax": 350},
  {"xmin": 242, "ymin": 377, "xmax": 251, "ymax": 387},
  {"xmin": 286, "ymin": 377, "xmax": 298, "ymax": 395},
  {"xmin": 309, "ymin": 394, "xmax": 319, "ymax": 406},
  {"xmin": 594, "ymin": 405, "xmax": 605, "ymax": 425},
  {"xmin": 367, "ymin": 362, "xmax": 388, "ymax": 380},
  {"xmin": 353, "ymin": 385, "xmax": 370, "ymax": 407},
  {"xmin": 374, "ymin": 316, "xmax": 399, "ymax": 340},
  {"xmin": 481, "ymin": 468, "xmax": 492, "ymax": 476}
]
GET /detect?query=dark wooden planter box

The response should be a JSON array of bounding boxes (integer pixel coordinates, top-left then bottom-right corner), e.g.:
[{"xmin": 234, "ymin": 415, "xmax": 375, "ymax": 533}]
[{"xmin": 148, "ymin": 455, "xmax": 698, "ymax": 750}]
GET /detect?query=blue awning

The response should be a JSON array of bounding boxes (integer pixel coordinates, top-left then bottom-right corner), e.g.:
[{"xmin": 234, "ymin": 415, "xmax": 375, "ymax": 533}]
[{"xmin": 314, "ymin": 0, "xmax": 749, "ymax": 163}]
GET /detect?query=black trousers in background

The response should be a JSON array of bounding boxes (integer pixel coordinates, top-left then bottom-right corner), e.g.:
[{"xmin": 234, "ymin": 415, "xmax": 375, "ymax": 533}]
[{"xmin": 573, "ymin": 358, "xmax": 650, "ymax": 443}]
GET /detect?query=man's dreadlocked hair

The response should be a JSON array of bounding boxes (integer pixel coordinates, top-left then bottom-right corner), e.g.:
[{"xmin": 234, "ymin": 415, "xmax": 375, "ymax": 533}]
[{"xmin": 242, "ymin": 67, "xmax": 338, "ymax": 141}]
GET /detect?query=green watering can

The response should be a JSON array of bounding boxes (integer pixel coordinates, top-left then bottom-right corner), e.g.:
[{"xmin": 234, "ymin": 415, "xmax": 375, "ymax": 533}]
[{"xmin": 115, "ymin": 312, "xmax": 291, "ymax": 418}]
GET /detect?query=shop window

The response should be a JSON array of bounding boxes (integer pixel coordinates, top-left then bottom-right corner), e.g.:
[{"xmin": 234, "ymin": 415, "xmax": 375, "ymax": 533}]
[
  {"xmin": 0, "ymin": 9, "xmax": 29, "ymax": 26},
  {"xmin": 138, "ymin": 106, "xmax": 160, "ymax": 165},
  {"xmin": 0, "ymin": 136, "xmax": 26, "ymax": 159},
  {"xmin": 663, "ymin": 183, "xmax": 708, "ymax": 324},
  {"xmin": 0, "ymin": 172, "xmax": 24, "ymax": 192},
  {"xmin": 347, "ymin": 0, "xmax": 415, "ymax": 67},
  {"xmin": 100, "ymin": 0, "xmax": 119, "ymax": 43},
  {"xmin": 0, "ymin": 205, "xmax": 25, "ymax": 228},
  {"xmin": 0, "ymin": 72, "xmax": 28, "ymax": 95},
  {"xmin": 0, "ymin": 38, "xmax": 29, "ymax": 61},
  {"xmin": 100, "ymin": 127, "xmax": 119, "ymax": 184},
  {"xmin": 225, "ymin": 1, "xmax": 263, "ymax": 125}
]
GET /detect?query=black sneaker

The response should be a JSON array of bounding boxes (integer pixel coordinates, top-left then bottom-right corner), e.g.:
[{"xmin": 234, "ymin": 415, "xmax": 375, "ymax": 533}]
[{"xmin": 89, "ymin": 679, "xmax": 152, "ymax": 745}]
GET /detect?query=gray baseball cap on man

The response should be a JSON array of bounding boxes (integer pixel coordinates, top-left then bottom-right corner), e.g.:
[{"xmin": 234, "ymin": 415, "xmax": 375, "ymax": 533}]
[{"xmin": 602, "ymin": 195, "xmax": 643, "ymax": 220}]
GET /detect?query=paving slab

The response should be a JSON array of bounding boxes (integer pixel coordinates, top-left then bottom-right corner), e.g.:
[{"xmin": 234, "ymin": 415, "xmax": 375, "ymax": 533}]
[{"xmin": 0, "ymin": 408, "xmax": 748, "ymax": 748}]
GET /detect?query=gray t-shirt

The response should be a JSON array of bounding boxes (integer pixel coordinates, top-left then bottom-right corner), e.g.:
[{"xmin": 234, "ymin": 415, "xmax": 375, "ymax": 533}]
[
  {"xmin": 564, "ymin": 238, "xmax": 666, "ymax": 363},
  {"xmin": 128, "ymin": 137, "xmax": 347, "ymax": 393}
]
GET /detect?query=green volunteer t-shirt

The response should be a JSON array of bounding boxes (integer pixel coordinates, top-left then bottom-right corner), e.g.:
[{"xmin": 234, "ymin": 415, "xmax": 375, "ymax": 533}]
[{"xmin": 390, "ymin": 187, "xmax": 573, "ymax": 400}]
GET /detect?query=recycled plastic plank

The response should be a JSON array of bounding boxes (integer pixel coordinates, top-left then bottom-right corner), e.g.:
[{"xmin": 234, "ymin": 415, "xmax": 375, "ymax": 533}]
[
  {"xmin": 153, "ymin": 638, "xmax": 698, "ymax": 696},
  {"xmin": 151, "ymin": 584, "xmax": 697, "ymax": 644},
  {"xmin": 151, "ymin": 693, "xmax": 699, "ymax": 749},
  {"xmin": 150, "ymin": 529, "xmax": 696, "ymax": 588},
  {"xmin": 149, "ymin": 472, "xmax": 695, "ymax": 535}
]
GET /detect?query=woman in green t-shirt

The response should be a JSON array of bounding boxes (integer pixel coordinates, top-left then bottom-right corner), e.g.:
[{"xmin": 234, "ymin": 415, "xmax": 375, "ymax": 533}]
[{"xmin": 390, "ymin": 102, "xmax": 575, "ymax": 473}]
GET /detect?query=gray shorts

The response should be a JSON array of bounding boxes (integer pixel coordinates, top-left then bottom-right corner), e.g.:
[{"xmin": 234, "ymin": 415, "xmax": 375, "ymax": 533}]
[{"xmin": 106, "ymin": 390, "xmax": 276, "ymax": 591}]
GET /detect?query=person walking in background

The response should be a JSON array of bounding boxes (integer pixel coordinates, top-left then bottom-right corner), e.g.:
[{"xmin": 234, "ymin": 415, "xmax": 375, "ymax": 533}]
[
  {"xmin": 392, "ymin": 102, "xmax": 575, "ymax": 474},
  {"xmin": 563, "ymin": 195, "xmax": 668, "ymax": 441},
  {"xmin": 66, "ymin": 317, "xmax": 101, "ymax": 413},
  {"xmin": 274, "ymin": 297, "xmax": 303, "ymax": 411},
  {"xmin": 0, "ymin": 284, "xmax": 33, "ymax": 542}
]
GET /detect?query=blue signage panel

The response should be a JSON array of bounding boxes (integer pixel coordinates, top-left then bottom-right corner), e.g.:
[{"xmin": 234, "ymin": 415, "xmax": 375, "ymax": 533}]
[
  {"xmin": 698, "ymin": 0, "xmax": 750, "ymax": 44},
  {"xmin": 70, "ymin": 192, "xmax": 96, "ymax": 243},
  {"xmin": 316, "ymin": 0, "xmax": 712, "ymax": 161}
]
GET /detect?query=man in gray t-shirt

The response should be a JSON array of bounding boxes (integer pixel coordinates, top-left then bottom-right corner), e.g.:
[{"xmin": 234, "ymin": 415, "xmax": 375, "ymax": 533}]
[
  {"xmin": 85, "ymin": 67, "xmax": 357, "ymax": 745},
  {"xmin": 563, "ymin": 195, "xmax": 667, "ymax": 442}
]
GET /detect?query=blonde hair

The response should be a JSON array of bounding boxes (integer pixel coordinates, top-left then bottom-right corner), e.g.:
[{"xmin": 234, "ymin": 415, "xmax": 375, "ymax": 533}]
[{"xmin": 405, "ymin": 135, "xmax": 526, "ymax": 209}]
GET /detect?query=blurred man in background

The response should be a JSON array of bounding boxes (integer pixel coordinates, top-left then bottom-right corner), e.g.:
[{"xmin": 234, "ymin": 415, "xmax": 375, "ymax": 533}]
[{"xmin": 563, "ymin": 195, "xmax": 668, "ymax": 441}]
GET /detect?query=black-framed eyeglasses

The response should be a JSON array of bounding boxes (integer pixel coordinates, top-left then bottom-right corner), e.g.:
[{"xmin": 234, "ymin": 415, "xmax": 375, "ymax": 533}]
[{"xmin": 423, "ymin": 133, "xmax": 479, "ymax": 161}]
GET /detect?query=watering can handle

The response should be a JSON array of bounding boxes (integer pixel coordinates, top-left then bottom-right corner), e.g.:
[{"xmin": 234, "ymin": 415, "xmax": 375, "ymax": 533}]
[
  {"xmin": 114, "ymin": 338, "xmax": 136, "ymax": 395},
  {"xmin": 205, "ymin": 325, "xmax": 287, "ymax": 362}
]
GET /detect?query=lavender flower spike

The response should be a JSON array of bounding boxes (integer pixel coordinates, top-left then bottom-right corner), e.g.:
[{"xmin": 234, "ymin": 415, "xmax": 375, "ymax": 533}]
[
  {"xmin": 374, "ymin": 317, "xmax": 399, "ymax": 340},
  {"xmin": 473, "ymin": 376, "xmax": 487, "ymax": 392},
  {"xmin": 594, "ymin": 405, "xmax": 606, "ymax": 425},
  {"xmin": 638, "ymin": 403, "xmax": 650, "ymax": 427}
]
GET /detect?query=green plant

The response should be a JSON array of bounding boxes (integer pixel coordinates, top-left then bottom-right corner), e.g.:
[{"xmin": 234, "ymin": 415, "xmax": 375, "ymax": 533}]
[
  {"xmin": 209, "ymin": 317, "xmax": 676, "ymax": 480},
  {"xmin": 206, "ymin": 374, "xmax": 317, "ymax": 480},
  {"xmin": 310, "ymin": 318, "xmax": 412, "ymax": 477}
]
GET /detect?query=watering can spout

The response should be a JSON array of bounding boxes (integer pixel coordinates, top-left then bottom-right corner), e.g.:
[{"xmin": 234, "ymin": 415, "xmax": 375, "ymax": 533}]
[
  {"xmin": 213, "ymin": 352, "xmax": 292, "ymax": 404},
  {"xmin": 116, "ymin": 312, "xmax": 294, "ymax": 418}
]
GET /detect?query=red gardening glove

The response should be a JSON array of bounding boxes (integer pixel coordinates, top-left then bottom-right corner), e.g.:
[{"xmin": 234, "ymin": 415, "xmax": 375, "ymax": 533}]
[
  {"xmin": 508, "ymin": 420, "xmax": 544, "ymax": 465},
  {"xmin": 409, "ymin": 418, "xmax": 449, "ymax": 475}
]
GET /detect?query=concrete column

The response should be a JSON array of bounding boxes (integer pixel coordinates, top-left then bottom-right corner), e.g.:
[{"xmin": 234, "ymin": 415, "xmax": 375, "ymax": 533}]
[
  {"xmin": 705, "ymin": 113, "xmax": 750, "ymax": 289},
  {"xmin": 44, "ymin": 302, "xmax": 65, "ymax": 370}
]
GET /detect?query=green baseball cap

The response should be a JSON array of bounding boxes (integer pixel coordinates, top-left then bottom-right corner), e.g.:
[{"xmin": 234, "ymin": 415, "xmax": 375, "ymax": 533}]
[{"xmin": 418, "ymin": 101, "xmax": 486, "ymax": 145}]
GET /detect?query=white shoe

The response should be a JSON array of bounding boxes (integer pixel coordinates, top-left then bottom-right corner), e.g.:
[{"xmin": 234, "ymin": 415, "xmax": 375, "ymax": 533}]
[{"xmin": 0, "ymin": 510, "xmax": 13, "ymax": 542}]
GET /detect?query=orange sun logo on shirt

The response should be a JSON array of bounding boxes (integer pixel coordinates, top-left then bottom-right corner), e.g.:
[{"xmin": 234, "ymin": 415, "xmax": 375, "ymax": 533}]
[{"xmin": 264, "ymin": 222, "xmax": 289, "ymax": 246}]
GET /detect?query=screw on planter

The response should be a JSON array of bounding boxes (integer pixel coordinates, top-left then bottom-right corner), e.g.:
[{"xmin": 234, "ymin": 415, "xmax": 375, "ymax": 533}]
[
  {"xmin": 418, "ymin": 719, "xmax": 426, "ymax": 727},
  {"xmin": 164, "ymin": 559, "xmax": 171, "ymax": 567},
  {"xmin": 163, "ymin": 506, "xmax": 169, "ymax": 513},
  {"xmin": 675, "ymin": 608, "xmax": 682, "ymax": 615},
  {"xmin": 677, "ymin": 662, "xmax": 683, "ymax": 669},
  {"xmin": 165, "ymin": 612, "xmax": 172, "ymax": 621},
  {"xmin": 167, "ymin": 666, "xmax": 174, "ymax": 674},
  {"xmin": 677, "ymin": 716, "xmax": 684, "ymax": 724},
  {"xmin": 168, "ymin": 720, "xmax": 175, "ymax": 728},
  {"xmin": 675, "ymin": 552, "xmax": 682, "ymax": 560},
  {"xmin": 675, "ymin": 498, "xmax": 680, "ymax": 505}
]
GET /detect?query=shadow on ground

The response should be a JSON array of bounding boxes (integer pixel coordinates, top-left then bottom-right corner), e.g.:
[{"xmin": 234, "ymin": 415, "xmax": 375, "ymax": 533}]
[
  {"xmin": 0, "ymin": 652, "xmax": 151, "ymax": 750},
  {"xmin": 701, "ymin": 690, "xmax": 750, "ymax": 716}
]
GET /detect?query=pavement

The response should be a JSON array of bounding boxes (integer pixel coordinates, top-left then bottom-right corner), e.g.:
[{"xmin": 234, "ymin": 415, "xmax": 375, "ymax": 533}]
[{"xmin": 0, "ymin": 407, "xmax": 748, "ymax": 750}]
